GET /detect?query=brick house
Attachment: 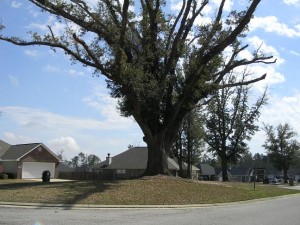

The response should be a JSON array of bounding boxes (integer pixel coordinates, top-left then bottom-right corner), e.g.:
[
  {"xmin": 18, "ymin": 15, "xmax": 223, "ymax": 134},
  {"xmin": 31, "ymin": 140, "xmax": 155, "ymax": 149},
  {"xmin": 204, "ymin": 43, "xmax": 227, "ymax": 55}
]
[{"xmin": 0, "ymin": 139, "xmax": 60, "ymax": 179}]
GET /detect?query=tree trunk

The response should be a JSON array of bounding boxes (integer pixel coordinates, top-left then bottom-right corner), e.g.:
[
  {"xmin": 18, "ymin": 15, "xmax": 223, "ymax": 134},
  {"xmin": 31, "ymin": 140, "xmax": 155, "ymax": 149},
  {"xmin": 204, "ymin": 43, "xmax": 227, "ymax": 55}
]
[
  {"xmin": 178, "ymin": 138, "xmax": 183, "ymax": 177},
  {"xmin": 283, "ymin": 169, "xmax": 288, "ymax": 184},
  {"xmin": 144, "ymin": 134, "xmax": 170, "ymax": 176},
  {"xmin": 221, "ymin": 157, "xmax": 229, "ymax": 182},
  {"xmin": 186, "ymin": 114, "xmax": 192, "ymax": 179}
]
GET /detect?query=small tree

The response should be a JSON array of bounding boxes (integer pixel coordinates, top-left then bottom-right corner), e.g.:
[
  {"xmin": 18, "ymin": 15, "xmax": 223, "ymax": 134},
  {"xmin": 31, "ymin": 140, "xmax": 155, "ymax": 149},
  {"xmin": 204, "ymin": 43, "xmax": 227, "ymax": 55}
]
[
  {"xmin": 68, "ymin": 152, "xmax": 101, "ymax": 171},
  {"xmin": 87, "ymin": 154, "xmax": 101, "ymax": 168},
  {"xmin": 0, "ymin": 0, "xmax": 274, "ymax": 175},
  {"xmin": 237, "ymin": 150, "xmax": 253, "ymax": 168},
  {"xmin": 172, "ymin": 110, "xmax": 205, "ymax": 178},
  {"xmin": 263, "ymin": 123, "xmax": 300, "ymax": 183},
  {"xmin": 71, "ymin": 155, "xmax": 79, "ymax": 168},
  {"xmin": 204, "ymin": 74, "xmax": 267, "ymax": 181}
]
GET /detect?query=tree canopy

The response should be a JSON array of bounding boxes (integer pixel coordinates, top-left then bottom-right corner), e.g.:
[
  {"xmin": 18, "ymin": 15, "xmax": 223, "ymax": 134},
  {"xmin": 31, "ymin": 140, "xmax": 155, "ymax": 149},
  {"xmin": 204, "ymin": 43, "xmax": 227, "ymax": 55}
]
[
  {"xmin": 204, "ymin": 74, "xmax": 267, "ymax": 181},
  {"xmin": 172, "ymin": 109, "xmax": 205, "ymax": 178},
  {"xmin": 0, "ymin": 0, "xmax": 275, "ymax": 175},
  {"xmin": 263, "ymin": 123, "xmax": 300, "ymax": 183}
]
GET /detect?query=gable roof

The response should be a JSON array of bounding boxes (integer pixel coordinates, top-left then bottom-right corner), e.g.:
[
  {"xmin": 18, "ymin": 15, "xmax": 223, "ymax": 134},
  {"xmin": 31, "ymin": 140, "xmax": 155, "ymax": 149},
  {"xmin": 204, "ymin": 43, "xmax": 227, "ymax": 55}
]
[
  {"xmin": 0, "ymin": 140, "xmax": 60, "ymax": 161},
  {"xmin": 229, "ymin": 167, "xmax": 252, "ymax": 176},
  {"xmin": 215, "ymin": 167, "xmax": 252, "ymax": 177},
  {"xmin": 198, "ymin": 164, "xmax": 215, "ymax": 175},
  {"xmin": 0, "ymin": 140, "xmax": 11, "ymax": 158},
  {"xmin": 172, "ymin": 158, "xmax": 200, "ymax": 171},
  {"xmin": 92, "ymin": 147, "xmax": 179, "ymax": 170},
  {"xmin": 0, "ymin": 143, "xmax": 41, "ymax": 160}
]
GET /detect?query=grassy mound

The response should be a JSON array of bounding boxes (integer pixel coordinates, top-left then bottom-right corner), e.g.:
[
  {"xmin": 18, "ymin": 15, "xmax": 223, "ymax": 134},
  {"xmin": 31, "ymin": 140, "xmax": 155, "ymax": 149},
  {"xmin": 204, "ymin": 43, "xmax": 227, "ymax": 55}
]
[{"xmin": 0, "ymin": 175, "xmax": 299, "ymax": 205}]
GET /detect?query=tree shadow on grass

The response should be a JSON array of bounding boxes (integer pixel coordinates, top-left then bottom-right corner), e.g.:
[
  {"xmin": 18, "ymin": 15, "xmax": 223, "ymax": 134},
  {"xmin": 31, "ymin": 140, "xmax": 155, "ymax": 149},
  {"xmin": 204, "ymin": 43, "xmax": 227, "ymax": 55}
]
[
  {"xmin": 59, "ymin": 180, "xmax": 119, "ymax": 210},
  {"xmin": 0, "ymin": 179, "xmax": 77, "ymax": 190},
  {"xmin": 0, "ymin": 179, "xmax": 120, "ymax": 210}
]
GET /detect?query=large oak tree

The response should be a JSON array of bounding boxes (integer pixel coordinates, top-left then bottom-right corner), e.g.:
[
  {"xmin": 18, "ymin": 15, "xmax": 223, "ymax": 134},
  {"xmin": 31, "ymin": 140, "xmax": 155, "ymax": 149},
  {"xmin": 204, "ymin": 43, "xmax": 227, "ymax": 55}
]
[{"xmin": 0, "ymin": 0, "xmax": 274, "ymax": 175}]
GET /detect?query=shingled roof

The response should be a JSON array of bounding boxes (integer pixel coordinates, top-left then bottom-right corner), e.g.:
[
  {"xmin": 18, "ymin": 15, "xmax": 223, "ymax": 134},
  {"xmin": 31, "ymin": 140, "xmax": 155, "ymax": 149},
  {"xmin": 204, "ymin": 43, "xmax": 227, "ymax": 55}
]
[
  {"xmin": 93, "ymin": 147, "xmax": 179, "ymax": 170},
  {"xmin": 198, "ymin": 163, "xmax": 215, "ymax": 175},
  {"xmin": 0, "ymin": 139, "xmax": 60, "ymax": 161},
  {"xmin": 0, "ymin": 143, "xmax": 41, "ymax": 160},
  {"xmin": 0, "ymin": 140, "xmax": 11, "ymax": 158}
]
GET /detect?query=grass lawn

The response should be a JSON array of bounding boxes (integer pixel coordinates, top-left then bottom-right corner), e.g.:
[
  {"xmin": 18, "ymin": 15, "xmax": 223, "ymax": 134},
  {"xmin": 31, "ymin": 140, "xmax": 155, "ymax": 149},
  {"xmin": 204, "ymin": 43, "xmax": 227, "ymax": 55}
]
[{"xmin": 0, "ymin": 175, "xmax": 299, "ymax": 205}]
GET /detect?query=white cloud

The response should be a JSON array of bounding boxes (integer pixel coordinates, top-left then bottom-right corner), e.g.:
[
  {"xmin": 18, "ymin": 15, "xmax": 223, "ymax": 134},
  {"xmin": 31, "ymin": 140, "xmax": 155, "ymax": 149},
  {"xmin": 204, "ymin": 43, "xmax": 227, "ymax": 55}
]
[
  {"xmin": 8, "ymin": 75, "xmax": 20, "ymax": 87},
  {"xmin": 283, "ymin": 0, "xmax": 300, "ymax": 6},
  {"xmin": 251, "ymin": 65, "xmax": 285, "ymax": 92},
  {"xmin": 249, "ymin": 93, "xmax": 300, "ymax": 154},
  {"xmin": 0, "ymin": 103, "xmax": 142, "ymax": 159},
  {"xmin": 212, "ymin": 0, "xmax": 233, "ymax": 12},
  {"xmin": 247, "ymin": 36, "xmax": 285, "ymax": 65},
  {"xmin": 27, "ymin": 16, "xmax": 66, "ymax": 35},
  {"xmin": 3, "ymin": 132, "xmax": 38, "ymax": 144},
  {"xmin": 47, "ymin": 136, "xmax": 82, "ymax": 159},
  {"xmin": 223, "ymin": 36, "xmax": 285, "ymax": 93},
  {"xmin": 170, "ymin": 0, "xmax": 232, "ymax": 24},
  {"xmin": 11, "ymin": 1, "xmax": 22, "ymax": 8},
  {"xmin": 290, "ymin": 50, "xmax": 300, "ymax": 56},
  {"xmin": 0, "ymin": 103, "xmax": 134, "ymax": 132},
  {"xmin": 82, "ymin": 86, "xmax": 132, "ymax": 125},
  {"xmin": 249, "ymin": 16, "xmax": 300, "ymax": 38}
]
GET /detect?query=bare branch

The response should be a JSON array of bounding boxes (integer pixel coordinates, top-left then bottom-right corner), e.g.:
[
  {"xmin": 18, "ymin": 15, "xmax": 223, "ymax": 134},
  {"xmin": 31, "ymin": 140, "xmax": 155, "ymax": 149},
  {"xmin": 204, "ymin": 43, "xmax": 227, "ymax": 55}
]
[
  {"xmin": 213, "ymin": 55, "xmax": 275, "ymax": 84},
  {"xmin": 0, "ymin": 35, "xmax": 111, "ymax": 79},
  {"xmin": 30, "ymin": 0, "xmax": 115, "ymax": 45},
  {"xmin": 219, "ymin": 73, "xmax": 267, "ymax": 89}
]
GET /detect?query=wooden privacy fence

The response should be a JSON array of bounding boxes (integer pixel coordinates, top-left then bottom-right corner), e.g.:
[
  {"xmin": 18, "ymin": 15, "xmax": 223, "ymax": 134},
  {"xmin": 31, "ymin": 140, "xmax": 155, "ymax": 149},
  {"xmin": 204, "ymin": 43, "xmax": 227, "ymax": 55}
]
[{"xmin": 57, "ymin": 171, "xmax": 114, "ymax": 180}]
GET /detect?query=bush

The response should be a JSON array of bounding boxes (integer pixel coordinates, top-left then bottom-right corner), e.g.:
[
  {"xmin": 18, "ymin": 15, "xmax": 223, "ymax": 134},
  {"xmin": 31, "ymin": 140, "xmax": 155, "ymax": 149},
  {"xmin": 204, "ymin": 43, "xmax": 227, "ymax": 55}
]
[
  {"xmin": 0, "ymin": 173, "xmax": 8, "ymax": 179},
  {"xmin": 5, "ymin": 172, "xmax": 17, "ymax": 179}
]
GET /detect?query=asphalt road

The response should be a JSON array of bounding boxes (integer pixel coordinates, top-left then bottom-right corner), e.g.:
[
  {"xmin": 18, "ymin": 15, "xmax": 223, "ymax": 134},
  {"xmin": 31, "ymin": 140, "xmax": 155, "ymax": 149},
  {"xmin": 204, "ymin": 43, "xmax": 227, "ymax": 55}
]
[{"xmin": 0, "ymin": 195, "xmax": 300, "ymax": 225}]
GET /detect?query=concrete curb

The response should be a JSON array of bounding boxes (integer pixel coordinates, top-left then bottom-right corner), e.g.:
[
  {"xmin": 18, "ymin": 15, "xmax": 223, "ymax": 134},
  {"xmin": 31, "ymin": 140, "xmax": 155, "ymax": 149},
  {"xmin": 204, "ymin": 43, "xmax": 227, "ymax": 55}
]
[{"xmin": 1, "ymin": 193, "xmax": 300, "ymax": 209}]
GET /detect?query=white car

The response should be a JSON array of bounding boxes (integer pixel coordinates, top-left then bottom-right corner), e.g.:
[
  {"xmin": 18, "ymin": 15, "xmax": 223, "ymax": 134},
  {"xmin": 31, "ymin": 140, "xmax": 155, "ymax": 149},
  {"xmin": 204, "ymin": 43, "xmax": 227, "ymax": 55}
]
[{"xmin": 271, "ymin": 178, "xmax": 281, "ymax": 184}]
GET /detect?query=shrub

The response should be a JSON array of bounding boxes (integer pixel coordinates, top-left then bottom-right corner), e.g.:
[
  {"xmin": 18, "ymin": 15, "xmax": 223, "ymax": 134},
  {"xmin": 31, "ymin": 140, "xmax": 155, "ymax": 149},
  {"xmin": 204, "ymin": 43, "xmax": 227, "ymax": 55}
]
[
  {"xmin": 5, "ymin": 172, "xmax": 17, "ymax": 179},
  {"xmin": 0, "ymin": 173, "xmax": 8, "ymax": 179}
]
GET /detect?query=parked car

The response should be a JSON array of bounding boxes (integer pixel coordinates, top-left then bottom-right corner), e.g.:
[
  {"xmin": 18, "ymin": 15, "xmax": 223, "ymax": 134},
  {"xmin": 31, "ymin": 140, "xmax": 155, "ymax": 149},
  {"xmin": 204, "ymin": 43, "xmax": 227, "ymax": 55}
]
[{"xmin": 271, "ymin": 178, "xmax": 281, "ymax": 184}]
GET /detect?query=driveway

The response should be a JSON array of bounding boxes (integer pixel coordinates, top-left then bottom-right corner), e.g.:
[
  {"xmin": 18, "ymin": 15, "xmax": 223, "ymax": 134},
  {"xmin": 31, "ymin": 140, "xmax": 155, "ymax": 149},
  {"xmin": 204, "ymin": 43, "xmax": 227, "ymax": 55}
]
[
  {"xmin": 278, "ymin": 184, "xmax": 300, "ymax": 190},
  {"xmin": 26, "ymin": 178, "xmax": 74, "ymax": 182}
]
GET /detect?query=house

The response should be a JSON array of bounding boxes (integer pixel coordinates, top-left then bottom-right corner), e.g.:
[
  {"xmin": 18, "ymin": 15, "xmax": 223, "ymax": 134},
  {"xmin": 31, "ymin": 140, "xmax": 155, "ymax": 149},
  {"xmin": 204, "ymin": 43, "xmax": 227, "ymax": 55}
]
[
  {"xmin": 268, "ymin": 168, "xmax": 300, "ymax": 182},
  {"xmin": 198, "ymin": 163, "xmax": 216, "ymax": 180},
  {"xmin": 92, "ymin": 147, "xmax": 200, "ymax": 179},
  {"xmin": 215, "ymin": 167, "xmax": 254, "ymax": 182},
  {"xmin": 175, "ymin": 159, "xmax": 200, "ymax": 179},
  {"xmin": 0, "ymin": 139, "xmax": 60, "ymax": 179}
]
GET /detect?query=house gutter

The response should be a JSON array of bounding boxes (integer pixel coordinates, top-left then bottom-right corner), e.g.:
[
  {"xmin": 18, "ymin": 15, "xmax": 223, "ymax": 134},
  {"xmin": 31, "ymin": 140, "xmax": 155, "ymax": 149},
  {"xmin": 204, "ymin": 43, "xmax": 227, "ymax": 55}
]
[{"xmin": 0, "ymin": 159, "xmax": 18, "ymax": 161}]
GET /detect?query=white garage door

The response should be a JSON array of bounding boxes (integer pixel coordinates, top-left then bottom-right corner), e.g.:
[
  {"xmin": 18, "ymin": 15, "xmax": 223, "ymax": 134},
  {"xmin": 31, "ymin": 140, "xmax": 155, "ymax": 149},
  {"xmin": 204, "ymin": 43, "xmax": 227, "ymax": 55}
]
[{"xmin": 22, "ymin": 162, "xmax": 55, "ymax": 179}]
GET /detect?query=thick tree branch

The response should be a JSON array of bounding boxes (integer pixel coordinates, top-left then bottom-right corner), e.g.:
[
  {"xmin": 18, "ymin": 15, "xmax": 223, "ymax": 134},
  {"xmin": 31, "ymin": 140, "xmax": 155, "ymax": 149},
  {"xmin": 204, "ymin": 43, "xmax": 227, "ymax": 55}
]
[
  {"xmin": 0, "ymin": 35, "xmax": 112, "ymax": 79},
  {"xmin": 30, "ymin": 0, "xmax": 115, "ymax": 45},
  {"xmin": 207, "ymin": 0, "xmax": 261, "ymax": 58}
]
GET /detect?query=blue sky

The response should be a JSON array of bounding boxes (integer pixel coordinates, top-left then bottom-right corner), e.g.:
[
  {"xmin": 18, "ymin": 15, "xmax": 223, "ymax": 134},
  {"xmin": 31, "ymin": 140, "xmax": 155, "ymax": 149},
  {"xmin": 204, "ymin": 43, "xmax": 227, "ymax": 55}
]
[{"xmin": 0, "ymin": 0, "xmax": 300, "ymax": 160}]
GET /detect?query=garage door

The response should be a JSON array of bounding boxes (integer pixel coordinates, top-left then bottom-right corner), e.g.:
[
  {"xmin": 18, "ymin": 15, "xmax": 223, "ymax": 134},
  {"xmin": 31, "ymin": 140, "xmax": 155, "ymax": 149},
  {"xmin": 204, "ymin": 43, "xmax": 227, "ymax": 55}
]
[{"xmin": 22, "ymin": 162, "xmax": 55, "ymax": 179}]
